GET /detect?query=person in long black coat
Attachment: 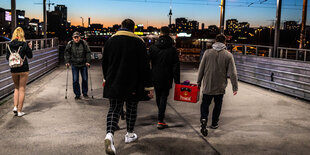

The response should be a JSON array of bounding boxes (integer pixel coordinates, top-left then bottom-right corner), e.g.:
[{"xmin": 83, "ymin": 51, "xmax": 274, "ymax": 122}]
[
  {"xmin": 102, "ymin": 19, "xmax": 154, "ymax": 155},
  {"xmin": 149, "ymin": 26, "xmax": 180, "ymax": 129}
]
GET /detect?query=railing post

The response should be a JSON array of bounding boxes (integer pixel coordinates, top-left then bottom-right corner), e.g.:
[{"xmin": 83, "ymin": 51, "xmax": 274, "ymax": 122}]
[
  {"xmin": 0, "ymin": 44, "xmax": 3, "ymax": 56},
  {"xmin": 304, "ymin": 50, "xmax": 307, "ymax": 61},
  {"xmin": 269, "ymin": 48, "xmax": 272, "ymax": 57},
  {"xmin": 41, "ymin": 40, "xmax": 44, "ymax": 49},
  {"xmin": 244, "ymin": 45, "xmax": 247, "ymax": 55},
  {"xmin": 256, "ymin": 46, "xmax": 258, "ymax": 56},
  {"xmin": 296, "ymin": 50, "xmax": 299, "ymax": 60},
  {"xmin": 286, "ymin": 49, "xmax": 288, "ymax": 59},
  {"xmin": 35, "ymin": 40, "xmax": 38, "ymax": 50},
  {"xmin": 280, "ymin": 49, "xmax": 283, "ymax": 58}
]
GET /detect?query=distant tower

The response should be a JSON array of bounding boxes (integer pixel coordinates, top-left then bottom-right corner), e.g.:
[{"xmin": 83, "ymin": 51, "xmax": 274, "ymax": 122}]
[
  {"xmin": 168, "ymin": 0, "xmax": 172, "ymax": 27},
  {"xmin": 88, "ymin": 17, "xmax": 91, "ymax": 27},
  {"xmin": 168, "ymin": 8, "xmax": 172, "ymax": 27}
]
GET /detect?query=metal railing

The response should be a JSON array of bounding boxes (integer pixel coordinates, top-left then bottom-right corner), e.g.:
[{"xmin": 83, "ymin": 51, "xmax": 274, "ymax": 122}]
[
  {"xmin": 228, "ymin": 43, "xmax": 310, "ymax": 62},
  {"xmin": 0, "ymin": 38, "xmax": 59, "ymax": 56}
]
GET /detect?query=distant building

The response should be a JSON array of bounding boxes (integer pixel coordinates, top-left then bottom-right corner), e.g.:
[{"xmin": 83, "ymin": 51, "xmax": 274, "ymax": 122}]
[
  {"xmin": 112, "ymin": 24, "xmax": 121, "ymax": 32},
  {"xmin": 47, "ymin": 11, "xmax": 63, "ymax": 35},
  {"xmin": 239, "ymin": 22, "xmax": 250, "ymax": 30},
  {"xmin": 146, "ymin": 26, "xmax": 158, "ymax": 32},
  {"xmin": 226, "ymin": 19, "xmax": 238, "ymax": 32},
  {"xmin": 188, "ymin": 20, "xmax": 199, "ymax": 31},
  {"xmin": 284, "ymin": 21, "xmax": 299, "ymax": 31},
  {"xmin": 201, "ymin": 23, "xmax": 205, "ymax": 30},
  {"xmin": 135, "ymin": 24, "xmax": 144, "ymax": 32},
  {"xmin": 176, "ymin": 17, "xmax": 188, "ymax": 32},
  {"xmin": 208, "ymin": 25, "xmax": 219, "ymax": 33},
  {"xmin": 0, "ymin": 8, "xmax": 7, "ymax": 35},
  {"xmin": 54, "ymin": 5, "xmax": 68, "ymax": 27}
]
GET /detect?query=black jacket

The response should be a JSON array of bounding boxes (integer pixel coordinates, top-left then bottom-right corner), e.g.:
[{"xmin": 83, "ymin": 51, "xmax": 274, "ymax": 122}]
[
  {"xmin": 64, "ymin": 40, "xmax": 91, "ymax": 67},
  {"xmin": 6, "ymin": 39, "xmax": 33, "ymax": 73},
  {"xmin": 102, "ymin": 30, "xmax": 153, "ymax": 101},
  {"xmin": 149, "ymin": 35, "xmax": 180, "ymax": 89}
]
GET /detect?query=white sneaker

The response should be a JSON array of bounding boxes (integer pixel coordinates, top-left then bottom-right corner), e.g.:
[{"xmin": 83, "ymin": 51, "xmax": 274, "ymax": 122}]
[
  {"xmin": 104, "ymin": 133, "xmax": 116, "ymax": 155},
  {"xmin": 13, "ymin": 107, "xmax": 17, "ymax": 115},
  {"xmin": 125, "ymin": 132, "xmax": 138, "ymax": 144},
  {"xmin": 17, "ymin": 112, "xmax": 25, "ymax": 117}
]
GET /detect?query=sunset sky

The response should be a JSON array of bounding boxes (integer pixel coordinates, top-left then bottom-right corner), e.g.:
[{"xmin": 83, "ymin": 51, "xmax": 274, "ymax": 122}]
[{"xmin": 1, "ymin": 0, "xmax": 308, "ymax": 28}]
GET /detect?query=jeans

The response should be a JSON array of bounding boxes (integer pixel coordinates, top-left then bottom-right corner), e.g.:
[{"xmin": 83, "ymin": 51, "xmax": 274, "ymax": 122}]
[
  {"xmin": 155, "ymin": 88, "xmax": 170, "ymax": 122},
  {"xmin": 72, "ymin": 65, "xmax": 88, "ymax": 97},
  {"xmin": 200, "ymin": 94, "xmax": 224, "ymax": 126}
]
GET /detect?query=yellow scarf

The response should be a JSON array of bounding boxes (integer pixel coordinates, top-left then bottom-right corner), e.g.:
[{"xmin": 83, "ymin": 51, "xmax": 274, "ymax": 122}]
[{"xmin": 112, "ymin": 30, "xmax": 145, "ymax": 43}]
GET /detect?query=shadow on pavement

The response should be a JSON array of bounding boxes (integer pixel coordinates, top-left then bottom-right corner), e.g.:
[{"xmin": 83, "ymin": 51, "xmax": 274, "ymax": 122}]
[{"xmin": 117, "ymin": 137, "xmax": 219, "ymax": 155}]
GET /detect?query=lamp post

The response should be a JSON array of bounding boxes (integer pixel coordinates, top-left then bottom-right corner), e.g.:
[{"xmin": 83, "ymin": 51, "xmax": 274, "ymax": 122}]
[
  {"xmin": 299, "ymin": 0, "xmax": 308, "ymax": 49},
  {"xmin": 273, "ymin": 0, "xmax": 282, "ymax": 58},
  {"xmin": 11, "ymin": 0, "xmax": 16, "ymax": 35},
  {"xmin": 43, "ymin": 0, "xmax": 47, "ymax": 39},
  {"xmin": 219, "ymin": 0, "xmax": 226, "ymax": 34}
]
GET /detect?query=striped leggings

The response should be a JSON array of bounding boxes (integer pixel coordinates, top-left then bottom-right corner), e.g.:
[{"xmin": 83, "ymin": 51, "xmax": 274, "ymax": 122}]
[{"xmin": 106, "ymin": 99, "xmax": 138, "ymax": 134}]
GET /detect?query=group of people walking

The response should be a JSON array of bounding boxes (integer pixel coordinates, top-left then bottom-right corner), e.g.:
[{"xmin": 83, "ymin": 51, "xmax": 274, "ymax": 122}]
[{"xmin": 6, "ymin": 18, "xmax": 238, "ymax": 155}]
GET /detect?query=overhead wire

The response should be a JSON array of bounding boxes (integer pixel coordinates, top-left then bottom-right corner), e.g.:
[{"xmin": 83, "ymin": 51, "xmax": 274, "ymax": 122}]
[{"xmin": 109, "ymin": 0, "xmax": 303, "ymax": 10}]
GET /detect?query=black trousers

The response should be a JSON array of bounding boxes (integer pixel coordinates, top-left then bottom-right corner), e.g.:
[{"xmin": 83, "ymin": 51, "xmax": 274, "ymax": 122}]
[
  {"xmin": 200, "ymin": 94, "xmax": 224, "ymax": 126},
  {"xmin": 106, "ymin": 99, "xmax": 138, "ymax": 134},
  {"xmin": 155, "ymin": 88, "xmax": 170, "ymax": 122}
]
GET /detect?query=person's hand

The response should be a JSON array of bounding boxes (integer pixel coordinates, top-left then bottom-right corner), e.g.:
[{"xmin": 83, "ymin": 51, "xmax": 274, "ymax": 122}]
[
  {"xmin": 28, "ymin": 42, "xmax": 32, "ymax": 49},
  {"xmin": 86, "ymin": 63, "xmax": 90, "ymax": 67},
  {"xmin": 148, "ymin": 90, "xmax": 154, "ymax": 98},
  {"xmin": 233, "ymin": 91, "xmax": 238, "ymax": 96},
  {"xmin": 65, "ymin": 63, "xmax": 70, "ymax": 68},
  {"xmin": 102, "ymin": 79, "xmax": 106, "ymax": 86}
]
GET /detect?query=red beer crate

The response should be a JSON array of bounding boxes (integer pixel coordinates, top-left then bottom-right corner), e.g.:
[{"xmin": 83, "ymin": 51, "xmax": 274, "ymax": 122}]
[{"xmin": 174, "ymin": 84, "xmax": 200, "ymax": 103}]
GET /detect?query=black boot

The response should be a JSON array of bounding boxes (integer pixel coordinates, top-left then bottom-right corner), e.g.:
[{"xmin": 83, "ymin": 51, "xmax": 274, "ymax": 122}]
[{"xmin": 200, "ymin": 119, "xmax": 208, "ymax": 137}]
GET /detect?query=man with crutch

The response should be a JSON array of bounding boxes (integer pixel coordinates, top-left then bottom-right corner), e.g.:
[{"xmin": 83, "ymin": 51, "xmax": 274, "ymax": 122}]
[{"xmin": 64, "ymin": 31, "xmax": 92, "ymax": 100}]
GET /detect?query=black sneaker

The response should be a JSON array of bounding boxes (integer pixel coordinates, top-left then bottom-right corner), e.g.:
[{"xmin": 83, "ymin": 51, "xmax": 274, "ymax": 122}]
[
  {"xmin": 83, "ymin": 94, "xmax": 89, "ymax": 99},
  {"xmin": 200, "ymin": 119, "xmax": 208, "ymax": 136},
  {"xmin": 209, "ymin": 124, "xmax": 219, "ymax": 129},
  {"xmin": 75, "ymin": 96, "xmax": 81, "ymax": 100}
]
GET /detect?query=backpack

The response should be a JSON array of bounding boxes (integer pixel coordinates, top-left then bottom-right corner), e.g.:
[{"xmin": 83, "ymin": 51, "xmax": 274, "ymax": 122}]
[{"xmin": 7, "ymin": 45, "xmax": 25, "ymax": 68}]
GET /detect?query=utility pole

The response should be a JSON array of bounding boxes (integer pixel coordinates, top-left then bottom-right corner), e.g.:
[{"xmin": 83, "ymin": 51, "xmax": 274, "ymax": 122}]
[
  {"xmin": 299, "ymin": 0, "xmax": 308, "ymax": 49},
  {"xmin": 11, "ymin": 0, "xmax": 16, "ymax": 35},
  {"xmin": 43, "ymin": 0, "xmax": 47, "ymax": 39},
  {"xmin": 219, "ymin": 0, "xmax": 226, "ymax": 33},
  {"xmin": 273, "ymin": 0, "xmax": 282, "ymax": 58}
]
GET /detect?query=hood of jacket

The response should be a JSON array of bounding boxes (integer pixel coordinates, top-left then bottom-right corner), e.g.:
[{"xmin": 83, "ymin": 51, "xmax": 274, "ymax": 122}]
[
  {"xmin": 155, "ymin": 35, "xmax": 174, "ymax": 49},
  {"xmin": 212, "ymin": 42, "xmax": 226, "ymax": 51},
  {"xmin": 9, "ymin": 39, "xmax": 25, "ymax": 48}
]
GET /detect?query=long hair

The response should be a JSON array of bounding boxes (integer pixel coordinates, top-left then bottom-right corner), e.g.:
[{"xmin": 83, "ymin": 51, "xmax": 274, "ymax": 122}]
[{"xmin": 11, "ymin": 27, "xmax": 26, "ymax": 42}]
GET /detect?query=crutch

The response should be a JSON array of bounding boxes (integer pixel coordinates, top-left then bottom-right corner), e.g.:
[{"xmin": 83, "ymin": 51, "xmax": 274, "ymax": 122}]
[
  {"xmin": 65, "ymin": 65, "xmax": 69, "ymax": 99},
  {"xmin": 88, "ymin": 66, "xmax": 94, "ymax": 99}
]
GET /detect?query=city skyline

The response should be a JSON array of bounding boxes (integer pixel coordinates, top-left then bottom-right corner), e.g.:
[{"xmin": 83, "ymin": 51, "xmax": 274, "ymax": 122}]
[{"xmin": 1, "ymin": 0, "xmax": 308, "ymax": 28}]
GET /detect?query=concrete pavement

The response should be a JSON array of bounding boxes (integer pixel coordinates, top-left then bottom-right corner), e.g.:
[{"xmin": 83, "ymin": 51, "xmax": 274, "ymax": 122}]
[{"xmin": 0, "ymin": 63, "xmax": 310, "ymax": 155}]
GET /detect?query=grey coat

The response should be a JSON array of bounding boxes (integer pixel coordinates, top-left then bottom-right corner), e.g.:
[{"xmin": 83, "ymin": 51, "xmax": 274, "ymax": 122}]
[{"xmin": 197, "ymin": 42, "xmax": 238, "ymax": 95}]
